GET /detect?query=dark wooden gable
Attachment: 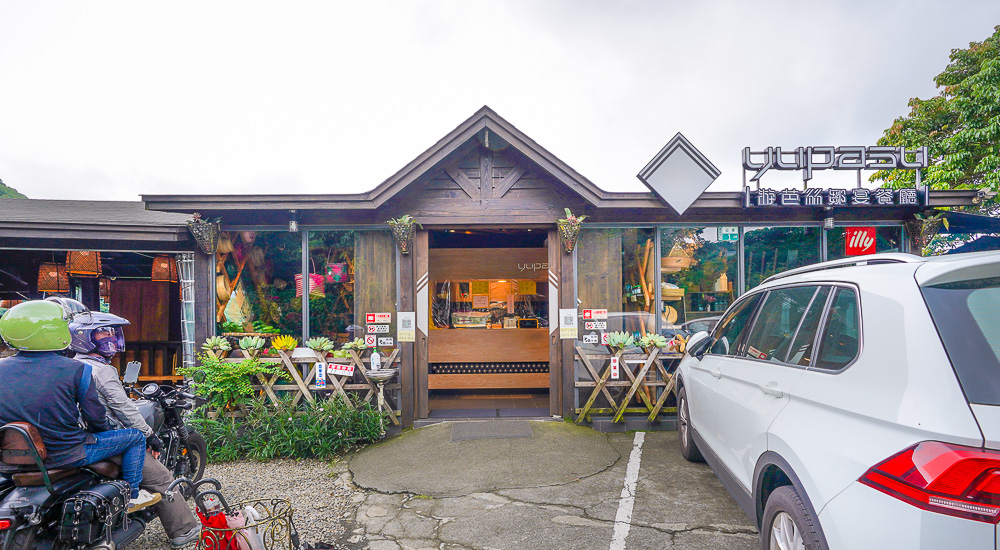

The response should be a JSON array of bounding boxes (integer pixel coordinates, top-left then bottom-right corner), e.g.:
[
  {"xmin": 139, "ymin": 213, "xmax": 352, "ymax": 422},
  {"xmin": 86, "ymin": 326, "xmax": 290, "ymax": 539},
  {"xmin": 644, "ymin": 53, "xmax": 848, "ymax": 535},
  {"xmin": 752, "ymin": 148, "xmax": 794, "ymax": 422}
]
[{"xmin": 380, "ymin": 131, "xmax": 589, "ymax": 225}]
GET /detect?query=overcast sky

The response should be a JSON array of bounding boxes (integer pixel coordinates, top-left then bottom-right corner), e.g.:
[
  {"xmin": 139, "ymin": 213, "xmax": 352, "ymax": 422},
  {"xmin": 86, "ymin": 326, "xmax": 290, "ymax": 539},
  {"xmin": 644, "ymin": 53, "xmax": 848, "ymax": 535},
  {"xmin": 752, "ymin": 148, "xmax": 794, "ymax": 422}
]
[{"xmin": 1, "ymin": 1, "xmax": 998, "ymax": 201}]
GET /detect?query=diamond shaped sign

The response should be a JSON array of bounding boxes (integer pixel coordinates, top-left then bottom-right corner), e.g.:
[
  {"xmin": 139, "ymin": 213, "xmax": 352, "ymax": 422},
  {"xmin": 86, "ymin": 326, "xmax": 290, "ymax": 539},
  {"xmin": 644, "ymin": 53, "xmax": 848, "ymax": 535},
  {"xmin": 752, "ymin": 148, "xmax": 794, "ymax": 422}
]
[{"xmin": 637, "ymin": 133, "xmax": 721, "ymax": 215}]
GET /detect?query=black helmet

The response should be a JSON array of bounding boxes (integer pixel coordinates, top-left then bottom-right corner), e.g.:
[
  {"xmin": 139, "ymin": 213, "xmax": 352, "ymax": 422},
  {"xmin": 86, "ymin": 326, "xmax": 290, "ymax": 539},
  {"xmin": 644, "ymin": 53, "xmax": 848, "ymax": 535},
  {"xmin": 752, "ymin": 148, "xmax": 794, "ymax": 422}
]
[{"xmin": 49, "ymin": 298, "xmax": 131, "ymax": 357}]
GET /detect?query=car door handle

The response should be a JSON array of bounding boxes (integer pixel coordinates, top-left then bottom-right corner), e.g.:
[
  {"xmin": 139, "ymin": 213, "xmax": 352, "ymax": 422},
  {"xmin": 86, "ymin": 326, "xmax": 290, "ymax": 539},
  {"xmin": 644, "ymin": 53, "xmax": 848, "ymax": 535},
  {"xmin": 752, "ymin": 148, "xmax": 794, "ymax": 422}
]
[
  {"xmin": 759, "ymin": 383, "xmax": 783, "ymax": 398},
  {"xmin": 710, "ymin": 369, "xmax": 722, "ymax": 379}
]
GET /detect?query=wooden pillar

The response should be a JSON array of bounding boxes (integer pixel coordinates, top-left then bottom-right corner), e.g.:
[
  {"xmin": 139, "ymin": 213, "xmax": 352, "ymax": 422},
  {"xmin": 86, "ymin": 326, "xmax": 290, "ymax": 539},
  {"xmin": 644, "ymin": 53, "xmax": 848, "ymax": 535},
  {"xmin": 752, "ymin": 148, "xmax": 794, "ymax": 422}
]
[
  {"xmin": 398, "ymin": 242, "xmax": 415, "ymax": 429},
  {"xmin": 548, "ymin": 228, "xmax": 561, "ymax": 416},
  {"xmin": 193, "ymin": 250, "xmax": 213, "ymax": 350},
  {"xmin": 559, "ymin": 229, "xmax": 577, "ymax": 418},
  {"xmin": 414, "ymin": 230, "xmax": 430, "ymax": 418}
]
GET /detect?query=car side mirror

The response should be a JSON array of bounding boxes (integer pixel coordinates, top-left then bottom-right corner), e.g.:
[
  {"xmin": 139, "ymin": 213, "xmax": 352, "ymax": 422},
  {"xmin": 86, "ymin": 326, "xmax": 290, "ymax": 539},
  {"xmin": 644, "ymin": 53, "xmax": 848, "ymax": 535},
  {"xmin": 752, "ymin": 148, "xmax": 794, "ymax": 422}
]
[
  {"xmin": 123, "ymin": 361, "xmax": 141, "ymax": 385},
  {"xmin": 686, "ymin": 331, "xmax": 712, "ymax": 359}
]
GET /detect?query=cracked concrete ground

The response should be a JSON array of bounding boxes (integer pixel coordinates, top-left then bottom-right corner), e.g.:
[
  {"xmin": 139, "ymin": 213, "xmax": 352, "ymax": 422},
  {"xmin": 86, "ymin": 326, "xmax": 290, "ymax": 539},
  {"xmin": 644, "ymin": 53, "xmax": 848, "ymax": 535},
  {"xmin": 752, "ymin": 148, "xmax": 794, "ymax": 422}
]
[{"xmin": 332, "ymin": 422, "xmax": 757, "ymax": 549}]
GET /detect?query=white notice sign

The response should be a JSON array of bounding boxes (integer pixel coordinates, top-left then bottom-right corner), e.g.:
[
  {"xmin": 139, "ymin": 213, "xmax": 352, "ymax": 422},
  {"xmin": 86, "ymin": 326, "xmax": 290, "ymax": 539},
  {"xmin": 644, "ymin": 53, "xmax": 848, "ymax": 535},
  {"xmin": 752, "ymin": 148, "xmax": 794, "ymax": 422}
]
[
  {"xmin": 398, "ymin": 312, "xmax": 415, "ymax": 342},
  {"xmin": 315, "ymin": 363, "xmax": 327, "ymax": 388},
  {"xmin": 601, "ymin": 332, "xmax": 610, "ymax": 345},
  {"xmin": 559, "ymin": 309, "xmax": 578, "ymax": 339},
  {"xmin": 367, "ymin": 324, "xmax": 390, "ymax": 334},
  {"xmin": 583, "ymin": 332, "xmax": 599, "ymax": 344},
  {"xmin": 377, "ymin": 337, "xmax": 394, "ymax": 347},
  {"xmin": 472, "ymin": 295, "xmax": 489, "ymax": 308},
  {"xmin": 610, "ymin": 356, "xmax": 620, "ymax": 380},
  {"xmin": 364, "ymin": 334, "xmax": 377, "ymax": 348},
  {"xmin": 584, "ymin": 321, "xmax": 607, "ymax": 330},
  {"xmin": 327, "ymin": 362, "xmax": 355, "ymax": 377}
]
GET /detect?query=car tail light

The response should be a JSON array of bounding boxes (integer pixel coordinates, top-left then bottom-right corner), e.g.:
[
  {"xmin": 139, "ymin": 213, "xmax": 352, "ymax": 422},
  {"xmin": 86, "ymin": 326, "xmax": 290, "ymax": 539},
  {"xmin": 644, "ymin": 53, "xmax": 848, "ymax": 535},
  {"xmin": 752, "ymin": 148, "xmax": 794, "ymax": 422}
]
[
  {"xmin": 0, "ymin": 519, "xmax": 11, "ymax": 530},
  {"xmin": 860, "ymin": 441, "xmax": 1000, "ymax": 523}
]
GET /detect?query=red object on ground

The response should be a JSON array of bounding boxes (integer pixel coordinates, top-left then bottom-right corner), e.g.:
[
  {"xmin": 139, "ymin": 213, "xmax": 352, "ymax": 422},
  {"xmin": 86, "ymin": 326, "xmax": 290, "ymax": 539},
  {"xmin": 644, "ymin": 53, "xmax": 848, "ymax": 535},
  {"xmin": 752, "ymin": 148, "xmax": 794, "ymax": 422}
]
[{"xmin": 196, "ymin": 508, "xmax": 239, "ymax": 550}]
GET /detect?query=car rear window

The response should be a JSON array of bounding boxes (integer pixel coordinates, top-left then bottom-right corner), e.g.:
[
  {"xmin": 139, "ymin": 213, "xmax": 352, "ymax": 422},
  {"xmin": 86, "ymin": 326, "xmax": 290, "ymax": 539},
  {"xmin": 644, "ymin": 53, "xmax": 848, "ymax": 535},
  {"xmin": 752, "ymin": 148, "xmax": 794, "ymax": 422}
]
[{"xmin": 921, "ymin": 276, "xmax": 1000, "ymax": 406}]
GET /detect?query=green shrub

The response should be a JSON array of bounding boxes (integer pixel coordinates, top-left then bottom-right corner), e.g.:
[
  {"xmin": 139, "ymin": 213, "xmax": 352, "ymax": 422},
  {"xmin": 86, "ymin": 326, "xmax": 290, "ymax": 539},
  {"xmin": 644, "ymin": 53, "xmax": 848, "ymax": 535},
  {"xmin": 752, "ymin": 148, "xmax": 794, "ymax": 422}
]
[
  {"xmin": 181, "ymin": 353, "xmax": 288, "ymax": 412},
  {"xmin": 188, "ymin": 394, "xmax": 388, "ymax": 462}
]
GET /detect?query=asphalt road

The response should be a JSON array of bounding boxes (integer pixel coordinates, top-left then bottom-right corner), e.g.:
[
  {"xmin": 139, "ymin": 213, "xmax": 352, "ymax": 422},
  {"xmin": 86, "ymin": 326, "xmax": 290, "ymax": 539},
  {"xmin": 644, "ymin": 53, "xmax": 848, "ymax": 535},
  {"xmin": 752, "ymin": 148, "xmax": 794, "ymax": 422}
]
[{"xmin": 340, "ymin": 421, "xmax": 757, "ymax": 550}]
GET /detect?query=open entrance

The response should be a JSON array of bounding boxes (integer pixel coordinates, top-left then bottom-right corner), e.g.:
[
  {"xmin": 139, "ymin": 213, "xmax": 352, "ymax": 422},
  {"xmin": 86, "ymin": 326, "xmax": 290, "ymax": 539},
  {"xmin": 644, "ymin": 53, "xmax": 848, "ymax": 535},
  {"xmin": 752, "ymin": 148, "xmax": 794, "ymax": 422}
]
[{"xmin": 426, "ymin": 229, "xmax": 551, "ymax": 418}]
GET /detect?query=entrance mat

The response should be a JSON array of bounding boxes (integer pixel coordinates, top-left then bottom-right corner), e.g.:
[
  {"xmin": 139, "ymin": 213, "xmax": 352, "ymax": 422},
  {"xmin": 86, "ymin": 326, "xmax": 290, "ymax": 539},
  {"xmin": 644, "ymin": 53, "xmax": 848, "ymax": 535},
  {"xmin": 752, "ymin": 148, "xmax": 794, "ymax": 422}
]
[
  {"xmin": 428, "ymin": 408, "xmax": 497, "ymax": 419},
  {"xmin": 451, "ymin": 420, "xmax": 533, "ymax": 441},
  {"xmin": 498, "ymin": 407, "xmax": 550, "ymax": 418}
]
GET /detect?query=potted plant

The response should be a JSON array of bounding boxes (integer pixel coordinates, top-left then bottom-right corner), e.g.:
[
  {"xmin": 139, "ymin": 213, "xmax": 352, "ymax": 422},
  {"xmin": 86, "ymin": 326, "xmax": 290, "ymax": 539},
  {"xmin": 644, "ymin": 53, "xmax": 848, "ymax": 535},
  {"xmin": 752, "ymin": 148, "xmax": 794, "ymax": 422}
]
[
  {"xmin": 387, "ymin": 215, "xmax": 421, "ymax": 254},
  {"xmin": 306, "ymin": 336, "xmax": 338, "ymax": 361},
  {"xmin": 201, "ymin": 336, "xmax": 232, "ymax": 359},
  {"xmin": 238, "ymin": 336, "xmax": 266, "ymax": 359},
  {"xmin": 557, "ymin": 208, "xmax": 587, "ymax": 254},
  {"xmin": 186, "ymin": 212, "xmax": 222, "ymax": 255},
  {"xmin": 904, "ymin": 210, "xmax": 950, "ymax": 253}
]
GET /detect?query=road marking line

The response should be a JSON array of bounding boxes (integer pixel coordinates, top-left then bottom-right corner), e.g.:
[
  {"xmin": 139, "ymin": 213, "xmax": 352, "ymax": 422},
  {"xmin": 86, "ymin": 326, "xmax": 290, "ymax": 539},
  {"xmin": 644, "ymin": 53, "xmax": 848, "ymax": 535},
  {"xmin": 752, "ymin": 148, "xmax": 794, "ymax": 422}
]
[{"xmin": 610, "ymin": 431, "xmax": 645, "ymax": 550}]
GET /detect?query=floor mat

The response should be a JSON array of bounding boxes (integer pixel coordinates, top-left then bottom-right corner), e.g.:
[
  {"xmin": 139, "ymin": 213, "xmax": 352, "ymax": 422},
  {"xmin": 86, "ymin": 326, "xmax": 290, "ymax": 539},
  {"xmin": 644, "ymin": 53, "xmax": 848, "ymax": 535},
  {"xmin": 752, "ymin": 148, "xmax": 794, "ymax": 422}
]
[
  {"xmin": 498, "ymin": 407, "xmax": 550, "ymax": 417},
  {"xmin": 428, "ymin": 408, "xmax": 497, "ymax": 418},
  {"xmin": 451, "ymin": 420, "xmax": 533, "ymax": 441}
]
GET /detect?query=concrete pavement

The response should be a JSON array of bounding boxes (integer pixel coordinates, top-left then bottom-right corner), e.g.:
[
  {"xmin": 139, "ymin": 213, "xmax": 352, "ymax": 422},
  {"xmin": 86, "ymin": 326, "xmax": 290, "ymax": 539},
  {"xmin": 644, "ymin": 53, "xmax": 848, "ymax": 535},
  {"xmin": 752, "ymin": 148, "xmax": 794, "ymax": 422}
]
[{"xmin": 335, "ymin": 421, "xmax": 757, "ymax": 550}]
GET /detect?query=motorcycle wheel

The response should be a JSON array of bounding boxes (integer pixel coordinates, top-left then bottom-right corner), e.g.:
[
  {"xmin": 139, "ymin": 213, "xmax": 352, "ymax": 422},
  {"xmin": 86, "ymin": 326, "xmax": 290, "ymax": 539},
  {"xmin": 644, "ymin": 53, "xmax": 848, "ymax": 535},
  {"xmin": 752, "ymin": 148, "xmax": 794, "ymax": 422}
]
[{"xmin": 185, "ymin": 431, "xmax": 207, "ymax": 483}]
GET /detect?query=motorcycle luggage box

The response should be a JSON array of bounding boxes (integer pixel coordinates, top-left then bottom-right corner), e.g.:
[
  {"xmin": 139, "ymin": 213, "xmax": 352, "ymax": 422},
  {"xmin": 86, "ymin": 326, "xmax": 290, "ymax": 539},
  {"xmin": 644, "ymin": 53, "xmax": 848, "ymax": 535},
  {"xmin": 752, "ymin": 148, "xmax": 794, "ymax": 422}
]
[
  {"xmin": 58, "ymin": 479, "xmax": 130, "ymax": 545},
  {"xmin": 0, "ymin": 472, "xmax": 93, "ymax": 512}
]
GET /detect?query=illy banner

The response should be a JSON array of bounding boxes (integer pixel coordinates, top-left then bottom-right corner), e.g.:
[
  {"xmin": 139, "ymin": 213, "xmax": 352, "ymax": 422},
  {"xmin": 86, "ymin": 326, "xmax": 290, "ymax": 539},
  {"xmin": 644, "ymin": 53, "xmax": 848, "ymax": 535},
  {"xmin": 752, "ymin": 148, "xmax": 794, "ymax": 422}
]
[{"xmin": 845, "ymin": 227, "xmax": 877, "ymax": 256}]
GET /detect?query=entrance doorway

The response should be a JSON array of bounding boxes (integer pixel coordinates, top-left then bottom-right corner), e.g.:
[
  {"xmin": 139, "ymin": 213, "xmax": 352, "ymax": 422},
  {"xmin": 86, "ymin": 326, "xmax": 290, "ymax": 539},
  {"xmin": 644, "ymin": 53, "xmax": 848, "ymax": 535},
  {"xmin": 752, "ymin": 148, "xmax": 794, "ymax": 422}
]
[{"xmin": 425, "ymin": 229, "xmax": 551, "ymax": 418}]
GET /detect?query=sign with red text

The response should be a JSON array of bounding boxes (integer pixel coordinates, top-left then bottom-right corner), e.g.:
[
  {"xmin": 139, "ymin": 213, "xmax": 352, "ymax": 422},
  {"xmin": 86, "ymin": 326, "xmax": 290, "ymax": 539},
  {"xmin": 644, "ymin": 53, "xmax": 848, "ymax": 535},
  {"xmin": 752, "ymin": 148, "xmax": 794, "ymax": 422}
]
[
  {"xmin": 366, "ymin": 312, "xmax": 392, "ymax": 324},
  {"xmin": 845, "ymin": 227, "xmax": 877, "ymax": 256},
  {"xmin": 364, "ymin": 334, "xmax": 377, "ymax": 348},
  {"xmin": 581, "ymin": 309, "xmax": 608, "ymax": 320},
  {"xmin": 609, "ymin": 356, "xmax": 620, "ymax": 380},
  {"xmin": 327, "ymin": 362, "xmax": 355, "ymax": 377}
]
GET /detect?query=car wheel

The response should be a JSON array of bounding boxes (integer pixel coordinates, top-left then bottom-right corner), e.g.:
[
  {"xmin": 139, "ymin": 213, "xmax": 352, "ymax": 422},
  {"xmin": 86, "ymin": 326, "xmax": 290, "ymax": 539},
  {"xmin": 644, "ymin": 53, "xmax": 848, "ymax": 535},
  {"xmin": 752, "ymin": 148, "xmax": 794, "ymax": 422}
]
[
  {"xmin": 760, "ymin": 486, "xmax": 827, "ymax": 550},
  {"xmin": 677, "ymin": 387, "xmax": 704, "ymax": 462}
]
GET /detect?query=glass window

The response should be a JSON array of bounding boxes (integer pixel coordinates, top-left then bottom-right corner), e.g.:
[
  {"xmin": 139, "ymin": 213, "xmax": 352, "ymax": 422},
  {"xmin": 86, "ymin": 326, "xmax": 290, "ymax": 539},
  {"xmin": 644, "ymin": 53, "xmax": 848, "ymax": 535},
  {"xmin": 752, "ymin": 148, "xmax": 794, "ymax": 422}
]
[
  {"xmin": 814, "ymin": 287, "xmax": 860, "ymax": 370},
  {"xmin": 827, "ymin": 226, "xmax": 903, "ymax": 260},
  {"xmin": 659, "ymin": 228, "xmax": 738, "ymax": 339},
  {"xmin": 707, "ymin": 293, "xmax": 762, "ymax": 356},
  {"xmin": 744, "ymin": 227, "xmax": 820, "ymax": 290},
  {"xmin": 742, "ymin": 286, "xmax": 820, "ymax": 364},
  {"xmin": 576, "ymin": 228, "xmax": 656, "ymax": 343},
  {"xmin": 786, "ymin": 286, "xmax": 831, "ymax": 366},
  {"xmin": 921, "ymin": 276, "xmax": 1000, "ymax": 405},
  {"xmin": 217, "ymin": 231, "xmax": 302, "ymax": 339}
]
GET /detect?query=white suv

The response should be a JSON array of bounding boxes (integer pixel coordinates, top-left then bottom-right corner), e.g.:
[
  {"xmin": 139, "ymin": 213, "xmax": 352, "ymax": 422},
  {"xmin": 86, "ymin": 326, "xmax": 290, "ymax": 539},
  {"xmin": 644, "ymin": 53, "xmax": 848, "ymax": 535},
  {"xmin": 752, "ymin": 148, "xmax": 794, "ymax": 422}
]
[{"xmin": 675, "ymin": 251, "xmax": 1000, "ymax": 549}]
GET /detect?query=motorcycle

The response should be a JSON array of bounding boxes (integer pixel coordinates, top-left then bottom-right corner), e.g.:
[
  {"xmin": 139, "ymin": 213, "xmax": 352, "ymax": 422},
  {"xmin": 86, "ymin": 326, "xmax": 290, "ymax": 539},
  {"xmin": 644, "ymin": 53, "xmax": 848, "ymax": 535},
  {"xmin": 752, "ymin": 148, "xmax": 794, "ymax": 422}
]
[{"xmin": 121, "ymin": 362, "xmax": 207, "ymax": 486}]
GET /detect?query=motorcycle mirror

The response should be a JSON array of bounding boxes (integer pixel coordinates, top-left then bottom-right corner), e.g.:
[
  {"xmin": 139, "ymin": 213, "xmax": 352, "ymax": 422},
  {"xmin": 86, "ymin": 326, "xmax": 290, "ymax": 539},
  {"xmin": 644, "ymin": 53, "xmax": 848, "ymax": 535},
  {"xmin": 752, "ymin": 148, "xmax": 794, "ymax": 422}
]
[
  {"xmin": 191, "ymin": 370, "xmax": 207, "ymax": 384},
  {"xmin": 123, "ymin": 361, "xmax": 142, "ymax": 385}
]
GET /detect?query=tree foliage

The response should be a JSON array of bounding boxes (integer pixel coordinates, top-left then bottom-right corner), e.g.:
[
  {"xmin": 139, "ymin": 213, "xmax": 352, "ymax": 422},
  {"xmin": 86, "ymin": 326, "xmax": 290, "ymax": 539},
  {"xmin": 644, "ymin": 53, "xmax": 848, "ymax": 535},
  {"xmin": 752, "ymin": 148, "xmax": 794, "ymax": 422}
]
[
  {"xmin": 0, "ymin": 178, "xmax": 26, "ymax": 199},
  {"xmin": 871, "ymin": 25, "xmax": 1000, "ymax": 198}
]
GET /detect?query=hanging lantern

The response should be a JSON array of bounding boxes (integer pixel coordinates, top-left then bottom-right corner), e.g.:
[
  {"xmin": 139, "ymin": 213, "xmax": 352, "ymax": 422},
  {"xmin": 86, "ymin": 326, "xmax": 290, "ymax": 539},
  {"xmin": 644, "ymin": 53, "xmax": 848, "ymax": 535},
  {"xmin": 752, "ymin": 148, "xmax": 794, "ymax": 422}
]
[
  {"xmin": 151, "ymin": 255, "xmax": 179, "ymax": 283},
  {"xmin": 38, "ymin": 263, "xmax": 70, "ymax": 293},
  {"xmin": 65, "ymin": 251, "xmax": 102, "ymax": 278},
  {"xmin": 99, "ymin": 276, "xmax": 111, "ymax": 299}
]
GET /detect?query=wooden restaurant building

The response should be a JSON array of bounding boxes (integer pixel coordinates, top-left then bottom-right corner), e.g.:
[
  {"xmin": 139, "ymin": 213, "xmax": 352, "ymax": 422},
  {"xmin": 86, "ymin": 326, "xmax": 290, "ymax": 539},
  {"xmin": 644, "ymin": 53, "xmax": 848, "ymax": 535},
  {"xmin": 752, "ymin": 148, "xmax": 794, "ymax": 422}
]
[{"xmin": 141, "ymin": 106, "xmax": 986, "ymax": 429}]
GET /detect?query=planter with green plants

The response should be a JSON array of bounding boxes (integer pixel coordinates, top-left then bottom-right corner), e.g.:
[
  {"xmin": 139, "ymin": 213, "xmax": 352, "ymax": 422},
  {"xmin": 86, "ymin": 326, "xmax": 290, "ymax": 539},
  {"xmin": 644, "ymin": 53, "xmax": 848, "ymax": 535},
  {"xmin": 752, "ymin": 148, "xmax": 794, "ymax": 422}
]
[
  {"xmin": 904, "ymin": 210, "xmax": 950, "ymax": 254},
  {"xmin": 387, "ymin": 214, "xmax": 421, "ymax": 254},
  {"xmin": 557, "ymin": 208, "xmax": 587, "ymax": 254}
]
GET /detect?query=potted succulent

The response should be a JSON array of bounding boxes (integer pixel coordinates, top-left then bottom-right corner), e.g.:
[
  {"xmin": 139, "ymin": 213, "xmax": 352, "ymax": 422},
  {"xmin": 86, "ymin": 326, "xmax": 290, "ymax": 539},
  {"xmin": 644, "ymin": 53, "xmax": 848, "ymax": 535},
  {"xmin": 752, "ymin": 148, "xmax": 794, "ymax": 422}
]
[
  {"xmin": 557, "ymin": 208, "xmax": 587, "ymax": 254},
  {"xmin": 238, "ymin": 336, "xmax": 266, "ymax": 359},
  {"xmin": 387, "ymin": 214, "xmax": 421, "ymax": 254},
  {"xmin": 201, "ymin": 336, "xmax": 232, "ymax": 359}
]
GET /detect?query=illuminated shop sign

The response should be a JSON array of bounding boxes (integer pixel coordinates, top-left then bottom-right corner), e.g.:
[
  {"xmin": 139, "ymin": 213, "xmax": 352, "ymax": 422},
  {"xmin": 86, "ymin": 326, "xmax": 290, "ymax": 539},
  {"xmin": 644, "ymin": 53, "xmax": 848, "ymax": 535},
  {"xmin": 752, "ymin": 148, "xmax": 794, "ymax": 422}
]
[
  {"xmin": 742, "ymin": 146, "xmax": 929, "ymax": 182},
  {"xmin": 744, "ymin": 186, "xmax": 924, "ymax": 207}
]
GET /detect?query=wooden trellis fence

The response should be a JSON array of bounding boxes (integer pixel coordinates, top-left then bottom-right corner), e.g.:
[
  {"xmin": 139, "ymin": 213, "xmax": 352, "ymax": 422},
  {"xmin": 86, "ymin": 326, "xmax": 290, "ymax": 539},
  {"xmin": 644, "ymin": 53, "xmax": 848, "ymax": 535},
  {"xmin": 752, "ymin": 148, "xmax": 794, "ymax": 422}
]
[{"xmin": 575, "ymin": 346, "xmax": 681, "ymax": 423}]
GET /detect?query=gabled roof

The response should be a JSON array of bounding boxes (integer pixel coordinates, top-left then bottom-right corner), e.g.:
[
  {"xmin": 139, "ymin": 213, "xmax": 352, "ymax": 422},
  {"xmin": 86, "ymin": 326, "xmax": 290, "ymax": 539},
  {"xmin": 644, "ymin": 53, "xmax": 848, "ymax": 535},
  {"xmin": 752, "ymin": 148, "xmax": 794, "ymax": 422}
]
[
  {"xmin": 366, "ymin": 106, "xmax": 607, "ymax": 208},
  {"xmin": 143, "ymin": 106, "xmax": 615, "ymax": 211}
]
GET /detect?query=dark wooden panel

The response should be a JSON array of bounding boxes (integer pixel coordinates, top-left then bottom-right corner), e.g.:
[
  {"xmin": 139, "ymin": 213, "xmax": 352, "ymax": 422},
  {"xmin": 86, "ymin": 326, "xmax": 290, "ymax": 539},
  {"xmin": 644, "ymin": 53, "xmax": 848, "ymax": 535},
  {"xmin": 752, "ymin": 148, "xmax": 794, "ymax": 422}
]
[
  {"xmin": 559, "ymin": 229, "xmax": 576, "ymax": 417},
  {"xmin": 577, "ymin": 229, "xmax": 624, "ymax": 332},
  {"xmin": 428, "ymin": 328, "xmax": 548, "ymax": 363},
  {"xmin": 399, "ymin": 237, "xmax": 415, "ymax": 428},
  {"xmin": 429, "ymin": 248, "xmax": 548, "ymax": 280},
  {"xmin": 414, "ymin": 230, "xmax": 430, "ymax": 418},
  {"xmin": 548, "ymin": 228, "xmax": 561, "ymax": 416},
  {"xmin": 111, "ymin": 280, "xmax": 169, "ymax": 342},
  {"xmin": 354, "ymin": 232, "xmax": 396, "ymax": 329}
]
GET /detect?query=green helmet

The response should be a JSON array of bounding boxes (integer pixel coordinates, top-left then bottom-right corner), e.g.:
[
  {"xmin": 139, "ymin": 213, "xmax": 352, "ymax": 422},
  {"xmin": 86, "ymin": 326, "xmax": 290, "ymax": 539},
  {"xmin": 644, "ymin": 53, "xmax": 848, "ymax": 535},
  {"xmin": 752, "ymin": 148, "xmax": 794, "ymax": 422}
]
[{"xmin": 0, "ymin": 300, "xmax": 72, "ymax": 351}]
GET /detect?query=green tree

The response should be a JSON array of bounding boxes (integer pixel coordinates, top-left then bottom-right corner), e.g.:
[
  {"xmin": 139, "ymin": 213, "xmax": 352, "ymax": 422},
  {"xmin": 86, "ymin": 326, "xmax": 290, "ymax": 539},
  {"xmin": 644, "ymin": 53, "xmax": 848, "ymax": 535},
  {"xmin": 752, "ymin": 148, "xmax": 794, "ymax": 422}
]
[
  {"xmin": 0, "ymin": 178, "xmax": 26, "ymax": 199},
  {"xmin": 871, "ymin": 25, "xmax": 1000, "ymax": 197}
]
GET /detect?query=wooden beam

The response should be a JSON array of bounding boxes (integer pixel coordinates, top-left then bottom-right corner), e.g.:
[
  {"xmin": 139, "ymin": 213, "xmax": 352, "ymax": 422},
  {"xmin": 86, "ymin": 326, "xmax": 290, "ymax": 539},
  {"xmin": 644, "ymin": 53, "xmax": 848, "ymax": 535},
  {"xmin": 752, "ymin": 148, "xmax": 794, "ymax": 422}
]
[
  {"xmin": 444, "ymin": 164, "xmax": 479, "ymax": 199},
  {"xmin": 480, "ymin": 148, "xmax": 493, "ymax": 200},
  {"xmin": 493, "ymin": 165, "xmax": 525, "ymax": 198}
]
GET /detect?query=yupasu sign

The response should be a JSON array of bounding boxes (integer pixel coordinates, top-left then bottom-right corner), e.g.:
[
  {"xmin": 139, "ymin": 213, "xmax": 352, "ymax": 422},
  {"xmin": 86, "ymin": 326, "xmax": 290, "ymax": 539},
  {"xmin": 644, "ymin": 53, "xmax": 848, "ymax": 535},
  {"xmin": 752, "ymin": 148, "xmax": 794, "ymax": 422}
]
[{"xmin": 743, "ymin": 146, "xmax": 929, "ymax": 182}]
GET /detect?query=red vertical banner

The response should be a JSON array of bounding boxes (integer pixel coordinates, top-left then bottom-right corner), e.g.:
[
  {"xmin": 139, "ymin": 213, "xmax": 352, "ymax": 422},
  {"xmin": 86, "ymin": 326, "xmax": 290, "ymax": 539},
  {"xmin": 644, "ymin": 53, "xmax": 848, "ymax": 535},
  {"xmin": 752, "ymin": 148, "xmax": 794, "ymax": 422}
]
[{"xmin": 845, "ymin": 227, "xmax": 877, "ymax": 256}]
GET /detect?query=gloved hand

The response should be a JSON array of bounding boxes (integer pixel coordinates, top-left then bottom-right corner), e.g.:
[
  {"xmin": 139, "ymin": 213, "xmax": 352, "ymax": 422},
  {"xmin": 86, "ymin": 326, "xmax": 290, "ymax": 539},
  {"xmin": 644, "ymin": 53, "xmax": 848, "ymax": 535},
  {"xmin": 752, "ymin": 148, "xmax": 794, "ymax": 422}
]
[{"xmin": 146, "ymin": 434, "xmax": 163, "ymax": 454}]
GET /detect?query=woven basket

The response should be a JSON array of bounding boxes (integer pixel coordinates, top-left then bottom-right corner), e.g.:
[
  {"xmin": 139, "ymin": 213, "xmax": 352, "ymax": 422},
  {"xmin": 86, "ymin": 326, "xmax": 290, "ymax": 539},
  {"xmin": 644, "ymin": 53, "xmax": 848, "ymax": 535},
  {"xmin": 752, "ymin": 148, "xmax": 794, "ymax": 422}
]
[
  {"xmin": 216, "ymin": 274, "xmax": 232, "ymax": 301},
  {"xmin": 390, "ymin": 223, "xmax": 416, "ymax": 254},
  {"xmin": 187, "ymin": 219, "xmax": 221, "ymax": 255},
  {"xmin": 904, "ymin": 218, "xmax": 944, "ymax": 251},
  {"xmin": 557, "ymin": 220, "xmax": 581, "ymax": 254}
]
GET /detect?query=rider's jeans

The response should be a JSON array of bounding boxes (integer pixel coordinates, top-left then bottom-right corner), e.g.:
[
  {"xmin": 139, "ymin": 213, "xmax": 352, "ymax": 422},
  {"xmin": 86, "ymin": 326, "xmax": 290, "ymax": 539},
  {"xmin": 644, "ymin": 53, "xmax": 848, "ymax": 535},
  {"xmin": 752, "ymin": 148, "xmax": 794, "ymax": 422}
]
[{"xmin": 77, "ymin": 428, "xmax": 145, "ymax": 498}]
